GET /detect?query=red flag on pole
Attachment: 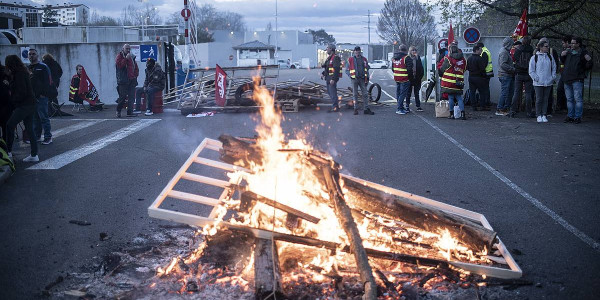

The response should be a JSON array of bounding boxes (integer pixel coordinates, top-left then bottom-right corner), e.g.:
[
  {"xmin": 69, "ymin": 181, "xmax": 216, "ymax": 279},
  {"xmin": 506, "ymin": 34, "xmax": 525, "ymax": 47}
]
[
  {"xmin": 512, "ymin": 9, "xmax": 528, "ymax": 41},
  {"xmin": 215, "ymin": 64, "xmax": 227, "ymax": 107},
  {"xmin": 448, "ymin": 22, "xmax": 455, "ymax": 45}
]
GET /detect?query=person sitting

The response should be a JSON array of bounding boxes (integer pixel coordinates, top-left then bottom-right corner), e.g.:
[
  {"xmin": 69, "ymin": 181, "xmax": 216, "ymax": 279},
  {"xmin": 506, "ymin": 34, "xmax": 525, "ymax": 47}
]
[
  {"xmin": 134, "ymin": 58, "xmax": 164, "ymax": 116},
  {"xmin": 69, "ymin": 65, "xmax": 104, "ymax": 111}
]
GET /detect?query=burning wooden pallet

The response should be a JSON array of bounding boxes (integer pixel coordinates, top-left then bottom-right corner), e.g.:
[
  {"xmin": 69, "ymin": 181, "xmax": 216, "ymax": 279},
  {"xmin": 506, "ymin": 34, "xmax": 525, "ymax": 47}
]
[{"xmin": 148, "ymin": 136, "xmax": 522, "ymax": 298}]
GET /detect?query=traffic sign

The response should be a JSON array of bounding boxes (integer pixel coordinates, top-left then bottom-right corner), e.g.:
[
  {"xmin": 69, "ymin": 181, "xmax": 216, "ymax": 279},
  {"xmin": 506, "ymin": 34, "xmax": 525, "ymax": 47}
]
[
  {"xmin": 438, "ymin": 39, "xmax": 448, "ymax": 50},
  {"xmin": 463, "ymin": 27, "xmax": 481, "ymax": 44},
  {"xmin": 181, "ymin": 8, "xmax": 191, "ymax": 19},
  {"xmin": 140, "ymin": 45, "xmax": 158, "ymax": 62}
]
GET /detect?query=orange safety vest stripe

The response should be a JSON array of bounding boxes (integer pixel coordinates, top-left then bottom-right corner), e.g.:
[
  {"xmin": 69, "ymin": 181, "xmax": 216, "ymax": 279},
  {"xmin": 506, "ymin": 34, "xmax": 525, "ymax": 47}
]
[
  {"xmin": 348, "ymin": 56, "xmax": 368, "ymax": 82},
  {"xmin": 392, "ymin": 56, "xmax": 409, "ymax": 82}
]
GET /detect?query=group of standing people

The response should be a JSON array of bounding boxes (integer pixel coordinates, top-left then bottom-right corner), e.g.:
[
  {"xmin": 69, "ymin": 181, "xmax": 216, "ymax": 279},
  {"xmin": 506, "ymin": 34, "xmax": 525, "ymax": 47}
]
[
  {"xmin": 321, "ymin": 43, "xmax": 424, "ymax": 115},
  {"xmin": 115, "ymin": 43, "xmax": 164, "ymax": 118},
  {"xmin": 320, "ymin": 35, "xmax": 593, "ymax": 124},
  {"xmin": 1, "ymin": 49, "xmax": 57, "ymax": 163},
  {"xmin": 496, "ymin": 35, "xmax": 593, "ymax": 123}
]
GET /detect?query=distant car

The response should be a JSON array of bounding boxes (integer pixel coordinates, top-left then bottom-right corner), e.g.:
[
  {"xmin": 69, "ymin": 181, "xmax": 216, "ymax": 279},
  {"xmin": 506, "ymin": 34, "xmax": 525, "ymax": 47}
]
[
  {"xmin": 369, "ymin": 60, "xmax": 388, "ymax": 69},
  {"xmin": 276, "ymin": 59, "xmax": 290, "ymax": 68},
  {"xmin": 290, "ymin": 62, "xmax": 301, "ymax": 69}
]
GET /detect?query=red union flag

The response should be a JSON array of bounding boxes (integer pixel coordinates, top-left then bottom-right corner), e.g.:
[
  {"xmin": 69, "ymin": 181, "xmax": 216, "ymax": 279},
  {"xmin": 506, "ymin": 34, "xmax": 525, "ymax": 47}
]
[
  {"xmin": 215, "ymin": 64, "xmax": 227, "ymax": 107},
  {"xmin": 448, "ymin": 22, "xmax": 455, "ymax": 45},
  {"xmin": 512, "ymin": 9, "xmax": 528, "ymax": 41}
]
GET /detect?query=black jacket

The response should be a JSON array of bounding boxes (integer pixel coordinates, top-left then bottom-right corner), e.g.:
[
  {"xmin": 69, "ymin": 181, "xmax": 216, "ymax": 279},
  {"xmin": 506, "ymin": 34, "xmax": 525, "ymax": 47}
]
[
  {"xmin": 321, "ymin": 54, "xmax": 341, "ymax": 83},
  {"xmin": 42, "ymin": 58, "xmax": 63, "ymax": 88},
  {"xmin": 27, "ymin": 62, "xmax": 51, "ymax": 98},
  {"xmin": 9, "ymin": 70, "xmax": 35, "ymax": 107},
  {"xmin": 467, "ymin": 53, "xmax": 487, "ymax": 78},
  {"xmin": 561, "ymin": 49, "xmax": 593, "ymax": 83},
  {"xmin": 411, "ymin": 55, "xmax": 424, "ymax": 83},
  {"xmin": 144, "ymin": 64, "xmax": 165, "ymax": 90},
  {"xmin": 513, "ymin": 44, "xmax": 534, "ymax": 75}
]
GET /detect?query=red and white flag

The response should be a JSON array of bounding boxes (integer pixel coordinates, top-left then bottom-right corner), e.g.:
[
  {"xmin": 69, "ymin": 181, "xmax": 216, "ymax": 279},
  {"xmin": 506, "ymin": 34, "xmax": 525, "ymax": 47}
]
[
  {"xmin": 215, "ymin": 64, "xmax": 227, "ymax": 107},
  {"xmin": 512, "ymin": 9, "xmax": 528, "ymax": 41},
  {"xmin": 448, "ymin": 22, "xmax": 455, "ymax": 45}
]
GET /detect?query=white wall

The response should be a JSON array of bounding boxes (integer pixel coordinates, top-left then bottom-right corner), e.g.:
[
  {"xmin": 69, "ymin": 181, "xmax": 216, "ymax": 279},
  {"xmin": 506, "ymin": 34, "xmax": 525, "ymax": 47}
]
[{"xmin": 0, "ymin": 42, "xmax": 164, "ymax": 103}]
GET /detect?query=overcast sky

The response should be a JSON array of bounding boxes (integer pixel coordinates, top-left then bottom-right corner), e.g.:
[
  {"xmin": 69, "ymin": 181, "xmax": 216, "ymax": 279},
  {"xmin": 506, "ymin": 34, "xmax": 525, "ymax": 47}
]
[{"xmin": 29, "ymin": 0, "xmax": 398, "ymax": 44}]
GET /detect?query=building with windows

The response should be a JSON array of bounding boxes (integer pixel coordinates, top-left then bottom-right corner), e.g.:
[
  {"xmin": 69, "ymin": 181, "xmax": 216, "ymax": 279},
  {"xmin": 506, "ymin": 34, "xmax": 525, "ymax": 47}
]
[
  {"xmin": 43, "ymin": 3, "xmax": 89, "ymax": 25},
  {"xmin": 0, "ymin": 2, "xmax": 41, "ymax": 27}
]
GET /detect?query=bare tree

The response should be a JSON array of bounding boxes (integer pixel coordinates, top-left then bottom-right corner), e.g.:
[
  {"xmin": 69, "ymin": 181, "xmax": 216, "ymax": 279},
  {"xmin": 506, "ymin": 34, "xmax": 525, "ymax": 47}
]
[
  {"xmin": 89, "ymin": 10, "xmax": 119, "ymax": 26},
  {"xmin": 120, "ymin": 3, "xmax": 162, "ymax": 26},
  {"xmin": 377, "ymin": 0, "xmax": 437, "ymax": 47}
]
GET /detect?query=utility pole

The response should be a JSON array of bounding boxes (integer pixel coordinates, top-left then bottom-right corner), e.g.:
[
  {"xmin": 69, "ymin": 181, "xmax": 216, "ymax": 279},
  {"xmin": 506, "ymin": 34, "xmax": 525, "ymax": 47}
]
[{"xmin": 363, "ymin": 10, "xmax": 372, "ymax": 60}]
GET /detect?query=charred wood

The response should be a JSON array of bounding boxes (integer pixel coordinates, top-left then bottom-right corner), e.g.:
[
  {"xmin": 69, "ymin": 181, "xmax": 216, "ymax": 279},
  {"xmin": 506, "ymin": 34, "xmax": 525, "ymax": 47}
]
[
  {"xmin": 254, "ymin": 238, "xmax": 285, "ymax": 300},
  {"xmin": 343, "ymin": 178, "xmax": 497, "ymax": 252},
  {"xmin": 320, "ymin": 162, "xmax": 377, "ymax": 300},
  {"xmin": 218, "ymin": 135, "xmax": 263, "ymax": 167}
]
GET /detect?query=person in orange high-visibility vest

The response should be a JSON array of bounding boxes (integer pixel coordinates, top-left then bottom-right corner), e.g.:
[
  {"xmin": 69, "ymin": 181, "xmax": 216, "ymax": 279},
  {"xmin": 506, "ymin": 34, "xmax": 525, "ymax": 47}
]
[
  {"xmin": 321, "ymin": 44, "xmax": 342, "ymax": 112},
  {"xmin": 346, "ymin": 46, "xmax": 374, "ymax": 115},
  {"xmin": 440, "ymin": 44, "xmax": 467, "ymax": 120},
  {"xmin": 392, "ymin": 44, "xmax": 413, "ymax": 114}
]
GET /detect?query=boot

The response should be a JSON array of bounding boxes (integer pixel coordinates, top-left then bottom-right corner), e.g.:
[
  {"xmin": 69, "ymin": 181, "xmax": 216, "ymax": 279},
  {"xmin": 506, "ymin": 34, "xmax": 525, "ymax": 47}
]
[
  {"xmin": 448, "ymin": 112, "xmax": 454, "ymax": 119},
  {"xmin": 460, "ymin": 111, "xmax": 466, "ymax": 120}
]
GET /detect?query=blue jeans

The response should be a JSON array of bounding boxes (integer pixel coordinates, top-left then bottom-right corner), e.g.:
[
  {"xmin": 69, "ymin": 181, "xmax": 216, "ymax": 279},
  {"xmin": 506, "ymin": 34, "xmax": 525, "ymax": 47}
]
[
  {"xmin": 327, "ymin": 80, "xmax": 339, "ymax": 108},
  {"xmin": 396, "ymin": 81, "xmax": 410, "ymax": 110},
  {"xmin": 6, "ymin": 105, "xmax": 38, "ymax": 156},
  {"xmin": 448, "ymin": 93, "xmax": 464, "ymax": 112},
  {"xmin": 564, "ymin": 81, "xmax": 583, "ymax": 118},
  {"xmin": 33, "ymin": 96, "xmax": 51, "ymax": 139},
  {"xmin": 497, "ymin": 76, "xmax": 514, "ymax": 110},
  {"xmin": 145, "ymin": 87, "xmax": 160, "ymax": 111}
]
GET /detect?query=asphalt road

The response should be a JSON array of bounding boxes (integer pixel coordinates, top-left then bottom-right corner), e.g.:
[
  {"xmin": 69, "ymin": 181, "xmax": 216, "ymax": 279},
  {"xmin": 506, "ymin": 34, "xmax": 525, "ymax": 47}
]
[{"xmin": 1, "ymin": 68, "xmax": 599, "ymax": 299}]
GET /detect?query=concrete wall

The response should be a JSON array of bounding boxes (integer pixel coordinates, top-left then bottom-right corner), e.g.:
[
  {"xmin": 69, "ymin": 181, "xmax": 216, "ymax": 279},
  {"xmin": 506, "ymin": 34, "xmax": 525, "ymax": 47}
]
[
  {"xmin": 20, "ymin": 27, "xmax": 140, "ymax": 44},
  {"xmin": 0, "ymin": 42, "xmax": 163, "ymax": 103}
]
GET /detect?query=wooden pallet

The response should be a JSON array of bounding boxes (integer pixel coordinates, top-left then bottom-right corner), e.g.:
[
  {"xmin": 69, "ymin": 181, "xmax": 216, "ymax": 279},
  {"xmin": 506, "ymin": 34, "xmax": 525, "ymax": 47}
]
[
  {"xmin": 148, "ymin": 138, "xmax": 523, "ymax": 279},
  {"xmin": 279, "ymin": 99, "xmax": 299, "ymax": 113}
]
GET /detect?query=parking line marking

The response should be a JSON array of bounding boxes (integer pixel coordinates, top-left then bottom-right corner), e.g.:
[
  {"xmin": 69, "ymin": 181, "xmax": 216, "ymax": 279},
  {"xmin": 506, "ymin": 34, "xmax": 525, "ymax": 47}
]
[
  {"xmin": 370, "ymin": 80, "xmax": 397, "ymax": 103},
  {"xmin": 52, "ymin": 120, "xmax": 104, "ymax": 138},
  {"xmin": 28, "ymin": 119, "xmax": 160, "ymax": 170},
  {"xmin": 415, "ymin": 114, "xmax": 600, "ymax": 253}
]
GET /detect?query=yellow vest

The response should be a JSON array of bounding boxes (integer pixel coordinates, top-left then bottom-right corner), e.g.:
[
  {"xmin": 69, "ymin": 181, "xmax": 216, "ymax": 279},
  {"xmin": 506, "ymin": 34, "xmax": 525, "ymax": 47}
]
[{"xmin": 481, "ymin": 47, "xmax": 493, "ymax": 73}]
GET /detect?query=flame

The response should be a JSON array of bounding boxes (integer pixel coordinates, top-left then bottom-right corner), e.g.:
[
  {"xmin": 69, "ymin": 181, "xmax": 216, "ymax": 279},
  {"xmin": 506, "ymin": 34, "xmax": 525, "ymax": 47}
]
[{"xmin": 153, "ymin": 73, "xmax": 500, "ymax": 294}]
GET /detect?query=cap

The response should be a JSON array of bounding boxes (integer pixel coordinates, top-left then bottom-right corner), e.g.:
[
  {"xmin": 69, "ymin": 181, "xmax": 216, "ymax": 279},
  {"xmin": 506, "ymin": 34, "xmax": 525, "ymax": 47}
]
[{"xmin": 354, "ymin": 46, "xmax": 361, "ymax": 51}]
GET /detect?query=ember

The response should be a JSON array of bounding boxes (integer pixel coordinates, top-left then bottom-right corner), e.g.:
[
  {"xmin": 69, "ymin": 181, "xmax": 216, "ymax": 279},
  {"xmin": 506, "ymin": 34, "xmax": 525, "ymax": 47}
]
[{"xmin": 145, "ymin": 77, "xmax": 522, "ymax": 299}]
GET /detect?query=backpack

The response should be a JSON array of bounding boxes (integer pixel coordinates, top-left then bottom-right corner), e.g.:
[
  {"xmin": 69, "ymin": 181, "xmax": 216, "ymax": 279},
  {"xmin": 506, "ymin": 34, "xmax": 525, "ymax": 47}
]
[
  {"xmin": 0, "ymin": 138, "xmax": 15, "ymax": 173},
  {"xmin": 515, "ymin": 46, "xmax": 533, "ymax": 71}
]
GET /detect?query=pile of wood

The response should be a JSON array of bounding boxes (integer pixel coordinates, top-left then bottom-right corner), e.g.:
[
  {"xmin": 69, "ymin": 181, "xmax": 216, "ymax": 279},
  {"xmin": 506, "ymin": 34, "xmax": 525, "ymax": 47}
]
[
  {"xmin": 217, "ymin": 135, "xmax": 499, "ymax": 300},
  {"xmin": 275, "ymin": 81, "xmax": 354, "ymax": 106}
]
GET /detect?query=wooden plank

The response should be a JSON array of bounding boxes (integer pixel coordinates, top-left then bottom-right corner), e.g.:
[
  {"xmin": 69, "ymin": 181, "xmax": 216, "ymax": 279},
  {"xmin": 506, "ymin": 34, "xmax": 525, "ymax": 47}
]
[
  {"xmin": 194, "ymin": 156, "xmax": 250, "ymax": 173},
  {"xmin": 181, "ymin": 172, "xmax": 231, "ymax": 188},
  {"xmin": 148, "ymin": 141, "xmax": 207, "ymax": 210},
  {"xmin": 168, "ymin": 190, "xmax": 221, "ymax": 206}
]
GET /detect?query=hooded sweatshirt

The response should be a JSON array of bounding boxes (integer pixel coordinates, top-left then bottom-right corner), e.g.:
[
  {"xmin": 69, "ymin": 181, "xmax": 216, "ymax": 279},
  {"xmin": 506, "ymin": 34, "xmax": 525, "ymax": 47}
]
[
  {"xmin": 528, "ymin": 51, "xmax": 556, "ymax": 87},
  {"xmin": 498, "ymin": 37, "xmax": 515, "ymax": 78}
]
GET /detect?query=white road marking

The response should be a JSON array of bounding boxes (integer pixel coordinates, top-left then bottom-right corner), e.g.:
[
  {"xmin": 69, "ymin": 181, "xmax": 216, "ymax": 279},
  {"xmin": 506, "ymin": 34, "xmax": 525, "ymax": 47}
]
[
  {"xmin": 415, "ymin": 114, "xmax": 600, "ymax": 253},
  {"xmin": 370, "ymin": 80, "xmax": 397, "ymax": 104},
  {"xmin": 28, "ymin": 119, "xmax": 160, "ymax": 170},
  {"xmin": 52, "ymin": 120, "xmax": 104, "ymax": 138}
]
